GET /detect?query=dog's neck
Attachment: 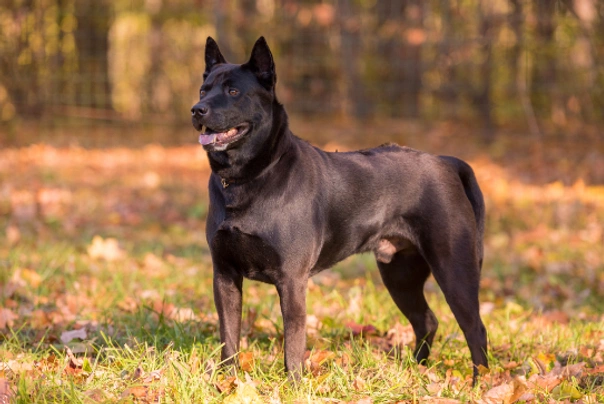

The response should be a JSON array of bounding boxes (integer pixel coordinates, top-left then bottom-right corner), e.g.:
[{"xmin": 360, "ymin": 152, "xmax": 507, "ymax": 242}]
[{"xmin": 207, "ymin": 101, "xmax": 292, "ymax": 186}]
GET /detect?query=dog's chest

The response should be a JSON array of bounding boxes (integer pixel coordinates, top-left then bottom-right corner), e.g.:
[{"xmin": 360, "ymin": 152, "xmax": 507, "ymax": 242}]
[{"xmin": 210, "ymin": 222, "xmax": 282, "ymax": 284}]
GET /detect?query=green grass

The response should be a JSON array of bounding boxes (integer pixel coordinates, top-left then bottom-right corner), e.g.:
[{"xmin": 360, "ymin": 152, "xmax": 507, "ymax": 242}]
[{"xmin": 1, "ymin": 145, "xmax": 604, "ymax": 402}]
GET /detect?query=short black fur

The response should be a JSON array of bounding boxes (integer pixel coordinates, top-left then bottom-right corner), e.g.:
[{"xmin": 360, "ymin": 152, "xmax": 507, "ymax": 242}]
[{"xmin": 191, "ymin": 37, "xmax": 488, "ymax": 383}]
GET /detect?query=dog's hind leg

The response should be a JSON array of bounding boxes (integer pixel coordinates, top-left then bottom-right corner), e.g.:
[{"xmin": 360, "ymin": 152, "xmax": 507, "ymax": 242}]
[
  {"xmin": 424, "ymin": 250, "xmax": 488, "ymax": 382},
  {"xmin": 377, "ymin": 252, "xmax": 439, "ymax": 364}
]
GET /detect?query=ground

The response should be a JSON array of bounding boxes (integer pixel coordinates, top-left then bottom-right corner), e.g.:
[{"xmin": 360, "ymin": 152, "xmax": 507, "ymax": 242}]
[{"xmin": 1, "ymin": 126, "xmax": 603, "ymax": 403}]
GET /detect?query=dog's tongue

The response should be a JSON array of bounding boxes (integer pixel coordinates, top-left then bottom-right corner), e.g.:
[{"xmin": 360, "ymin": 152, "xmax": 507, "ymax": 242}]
[
  {"xmin": 199, "ymin": 128, "xmax": 238, "ymax": 146},
  {"xmin": 199, "ymin": 133, "xmax": 217, "ymax": 145}
]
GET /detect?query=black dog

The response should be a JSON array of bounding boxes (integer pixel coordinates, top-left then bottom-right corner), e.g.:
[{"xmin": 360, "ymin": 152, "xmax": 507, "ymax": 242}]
[{"xmin": 191, "ymin": 37, "xmax": 488, "ymax": 381}]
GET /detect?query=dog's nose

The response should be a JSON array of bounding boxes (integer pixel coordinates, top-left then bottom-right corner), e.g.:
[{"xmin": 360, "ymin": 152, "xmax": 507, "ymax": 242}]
[{"xmin": 191, "ymin": 104, "xmax": 209, "ymax": 116}]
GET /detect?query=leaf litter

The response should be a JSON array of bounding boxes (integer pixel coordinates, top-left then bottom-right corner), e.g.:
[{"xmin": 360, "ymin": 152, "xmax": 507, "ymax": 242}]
[{"xmin": 0, "ymin": 144, "xmax": 603, "ymax": 402}]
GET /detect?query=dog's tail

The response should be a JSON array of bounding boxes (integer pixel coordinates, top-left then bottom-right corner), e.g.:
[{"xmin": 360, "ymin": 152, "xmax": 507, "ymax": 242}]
[{"xmin": 440, "ymin": 156, "xmax": 485, "ymax": 270}]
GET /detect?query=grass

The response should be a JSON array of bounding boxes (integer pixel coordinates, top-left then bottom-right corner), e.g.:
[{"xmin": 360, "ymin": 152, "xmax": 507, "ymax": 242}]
[{"xmin": 1, "ymin": 137, "xmax": 604, "ymax": 402}]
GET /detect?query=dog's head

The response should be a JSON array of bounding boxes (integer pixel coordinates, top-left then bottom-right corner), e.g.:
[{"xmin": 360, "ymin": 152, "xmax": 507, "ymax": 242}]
[{"xmin": 191, "ymin": 37, "xmax": 277, "ymax": 152}]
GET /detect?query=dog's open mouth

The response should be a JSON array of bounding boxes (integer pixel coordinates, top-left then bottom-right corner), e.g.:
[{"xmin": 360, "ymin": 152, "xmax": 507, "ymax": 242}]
[{"xmin": 199, "ymin": 123, "xmax": 250, "ymax": 148}]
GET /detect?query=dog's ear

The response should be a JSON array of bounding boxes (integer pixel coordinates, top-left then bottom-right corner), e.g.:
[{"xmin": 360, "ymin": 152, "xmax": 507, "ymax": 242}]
[
  {"xmin": 204, "ymin": 37, "xmax": 227, "ymax": 80},
  {"xmin": 244, "ymin": 37, "xmax": 276, "ymax": 90}
]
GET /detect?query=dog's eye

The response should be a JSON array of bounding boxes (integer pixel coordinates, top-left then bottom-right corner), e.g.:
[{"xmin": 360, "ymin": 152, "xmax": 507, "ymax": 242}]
[
  {"xmin": 200, "ymin": 90, "xmax": 206, "ymax": 97},
  {"xmin": 228, "ymin": 89, "xmax": 239, "ymax": 96}
]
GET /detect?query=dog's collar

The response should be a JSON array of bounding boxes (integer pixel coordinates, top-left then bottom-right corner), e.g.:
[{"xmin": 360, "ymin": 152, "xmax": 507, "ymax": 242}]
[{"xmin": 218, "ymin": 153, "xmax": 284, "ymax": 189}]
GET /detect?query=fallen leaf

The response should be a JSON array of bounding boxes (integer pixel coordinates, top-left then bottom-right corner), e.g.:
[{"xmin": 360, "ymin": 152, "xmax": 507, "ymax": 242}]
[
  {"xmin": 65, "ymin": 345, "xmax": 83, "ymax": 369},
  {"xmin": 215, "ymin": 376, "xmax": 237, "ymax": 394},
  {"xmin": 420, "ymin": 397, "xmax": 461, "ymax": 403},
  {"xmin": 129, "ymin": 366, "xmax": 143, "ymax": 381},
  {"xmin": 6, "ymin": 225, "xmax": 20, "ymax": 246},
  {"xmin": 0, "ymin": 359, "xmax": 34, "ymax": 372},
  {"xmin": 120, "ymin": 385, "xmax": 147, "ymax": 399},
  {"xmin": 87, "ymin": 236, "xmax": 125, "ymax": 261},
  {"xmin": 0, "ymin": 377, "xmax": 13, "ymax": 404},
  {"xmin": 17, "ymin": 268, "xmax": 42, "ymax": 288},
  {"xmin": 503, "ymin": 361, "xmax": 520, "ymax": 370},
  {"xmin": 0, "ymin": 309, "xmax": 18, "ymax": 330},
  {"xmin": 169, "ymin": 307, "xmax": 197, "ymax": 322},
  {"xmin": 305, "ymin": 350, "xmax": 337, "ymax": 376},
  {"xmin": 84, "ymin": 389, "xmax": 106, "ymax": 402},
  {"xmin": 306, "ymin": 314, "xmax": 321, "ymax": 338},
  {"xmin": 142, "ymin": 369, "xmax": 163, "ymax": 383},
  {"xmin": 527, "ymin": 372, "xmax": 561, "ymax": 391},
  {"xmin": 386, "ymin": 322, "xmax": 414, "ymax": 346},
  {"xmin": 345, "ymin": 322, "xmax": 378, "ymax": 337},
  {"xmin": 60, "ymin": 328, "xmax": 87, "ymax": 344},
  {"xmin": 239, "ymin": 352, "xmax": 255, "ymax": 372},
  {"xmin": 222, "ymin": 377, "xmax": 263, "ymax": 404},
  {"xmin": 352, "ymin": 375, "xmax": 366, "ymax": 391},
  {"xmin": 551, "ymin": 380, "xmax": 583, "ymax": 401}
]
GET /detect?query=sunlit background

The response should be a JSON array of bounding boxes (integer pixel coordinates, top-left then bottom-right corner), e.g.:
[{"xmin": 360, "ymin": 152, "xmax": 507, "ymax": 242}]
[{"xmin": 1, "ymin": 0, "xmax": 603, "ymax": 145}]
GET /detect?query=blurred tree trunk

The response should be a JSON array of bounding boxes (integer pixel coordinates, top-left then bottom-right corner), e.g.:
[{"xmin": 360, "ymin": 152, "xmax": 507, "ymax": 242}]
[
  {"xmin": 74, "ymin": 0, "xmax": 112, "ymax": 109},
  {"xmin": 338, "ymin": 0, "xmax": 370, "ymax": 118},
  {"xmin": 276, "ymin": 0, "xmax": 338, "ymax": 115},
  {"xmin": 402, "ymin": 0, "xmax": 423, "ymax": 118},
  {"xmin": 375, "ymin": 0, "xmax": 407, "ymax": 117},
  {"xmin": 437, "ymin": 0, "xmax": 458, "ymax": 118},
  {"xmin": 531, "ymin": 0, "xmax": 557, "ymax": 119},
  {"xmin": 0, "ymin": 0, "xmax": 41, "ymax": 116},
  {"xmin": 508, "ymin": 0, "xmax": 522, "ymax": 100},
  {"xmin": 375, "ymin": 0, "xmax": 423, "ymax": 118},
  {"xmin": 475, "ymin": 0, "xmax": 494, "ymax": 140},
  {"xmin": 214, "ymin": 0, "xmax": 234, "ymax": 60},
  {"xmin": 147, "ymin": 10, "xmax": 163, "ymax": 115},
  {"xmin": 509, "ymin": 0, "xmax": 541, "ymax": 137},
  {"xmin": 236, "ymin": 0, "xmax": 258, "ymax": 54}
]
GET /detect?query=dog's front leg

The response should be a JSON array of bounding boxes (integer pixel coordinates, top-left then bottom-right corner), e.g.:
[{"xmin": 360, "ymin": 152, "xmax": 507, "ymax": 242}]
[
  {"xmin": 276, "ymin": 277, "xmax": 308, "ymax": 382},
  {"xmin": 213, "ymin": 268, "xmax": 243, "ymax": 370}
]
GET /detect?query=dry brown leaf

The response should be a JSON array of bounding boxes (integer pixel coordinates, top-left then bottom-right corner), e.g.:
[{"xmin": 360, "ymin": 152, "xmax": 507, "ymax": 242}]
[
  {"xmin": 120, "ymin": 385, "xmax": 148, "ymax": 399},
  {"xmin": 87, "ymin": 236, "xmax": 125, "ymax": 261},
  {"xmin": 586, "ymin": 364, "xmax": 604, "ymax": 374},
  {"xmin": 386, "ymin": 322, "xmax": 415, "ymax": 347},
  {"xmin": 5, "ymin": 225, "xmax": 20, "ymax": 246},
  {"xmin": 215, "ymin": 376, "xmax": 238, "ymax": 394},
  {"xmin": 84, "ymin": 388, "xmax": 106, "ymax": 402},
  {"xmin": 351, "ymin": 398, "xmax": 372, "ymax": 404},
  {"xmin": 352, "ymin": 375, "xmax": 366, "ymax": 392},
  {"xmin": 527, "ymin": 372, "xmax": 562, "ymax": 391},
  {"xmin": 554, "ymin": 362, "xmax": 585, "ymax": 378},
  {"xmin": 0, "ymin": 309, "xmax": 17, "ymax": 330},
  {"xmin": 142, "ymin": 369, "xmax": 163, "ymax": 384},
  {"xmin": 0, "ymin": 377, "xmax": 13, "ymax": 404},
  {"xmin": 306, "ymin": 314, "xmax": 321, "ymax": 338},
  {"xmin": 239, "ymin": 352, "xmax": 255, "ymax": 372},
  {"xmin": 503, "ymin": 361, "xmax": 520, "ymax": 370},
  {"xmin": 419, "ymin": 397, "xmax": 461, "ymax": 403},
  {"xmin": 222, "ymin": 377, "xmax": 263, "ymax": 404},
  {"xmin": 305, "ymin": 349, "xmax": 337, "ymax": 376},
  {"xmin": 13, "ymin": 268, "xmax": 42, "ymax": 289},
  {"xmin": 60, "ymin": 328, "xmax": 87, "ymax": 344},
  {"xmin": 129, "ymin": 366, "xmax": 143, "ymax": 381},
  {"xmin": 1, "ymin": 359, "xmax": 34, "ymax": 373},
  {"xmin": 64, "ymin": 345, "xmax": 83, "ymax": 369},
  {"xmin": 345, "ymin": 322, "xmax": 378, "ymax": 337}
]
